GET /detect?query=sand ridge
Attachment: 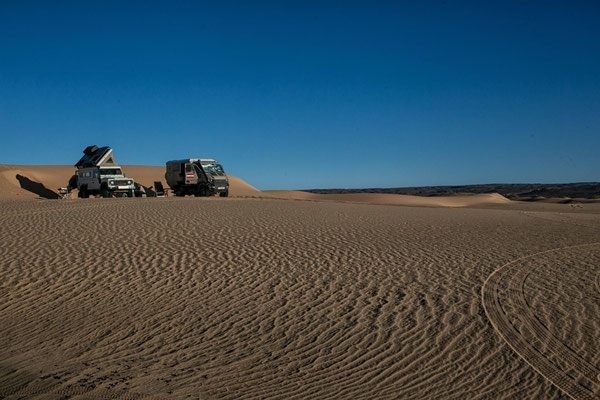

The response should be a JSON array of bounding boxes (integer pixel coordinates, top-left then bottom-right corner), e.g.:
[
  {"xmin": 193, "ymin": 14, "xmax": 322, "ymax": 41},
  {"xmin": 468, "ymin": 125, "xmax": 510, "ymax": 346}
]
[
  {"xmin": 0, "ymin": 164, "xmax": 517, "ymax": 208},
  {"xmin": 263, "ymin": 190, "xmax": 511, "ymax": 207},
  {"xmin": 0, "ymin": 165, "xmax": 510, "ymax": 207},
  {"xmin": 3, "ymin": 165, "xmax": 598, "ymax": 213},
  {"xmin": 1, "ymin": 197, "xmax": 600, "ymax": 398}
]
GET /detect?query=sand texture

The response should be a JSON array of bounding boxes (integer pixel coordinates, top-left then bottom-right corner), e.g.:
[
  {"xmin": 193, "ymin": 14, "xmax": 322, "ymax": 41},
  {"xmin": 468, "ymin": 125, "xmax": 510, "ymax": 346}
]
[
  {"xmin": 482, "ymin": 244, "xmax": 600, "ymax": 400},
  {"xmin": 1, "ymin": 165, "xmax": 600, "ymax": 399}
]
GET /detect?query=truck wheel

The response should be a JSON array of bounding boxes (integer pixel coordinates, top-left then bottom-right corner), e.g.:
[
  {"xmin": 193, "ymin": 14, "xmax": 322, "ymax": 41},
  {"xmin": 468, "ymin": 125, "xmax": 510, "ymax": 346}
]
[
  {"xmin": 195, "ymin": 185, "xmax": 205, "ymax": 197},
  {"xmin": 219, "ymin": 190, "xmax": 229, "ymax": 198},
  {"xmin": 100, "ymin": 183, "xmax": 110, "ymax": 198},
  {"xmin": 127, "ymin": 190, "xmax": 135, "ymax": 198},
  {"xmin": 79, "ymin": 186, "xmax": 89, "ymax": 198},
  {"xmin": 172, "ymin": 186, "xmax": 183, "ymax": 197},
  {"xmin": 68, "ymin": 174, "xmax": 78, "ymax": 189}
]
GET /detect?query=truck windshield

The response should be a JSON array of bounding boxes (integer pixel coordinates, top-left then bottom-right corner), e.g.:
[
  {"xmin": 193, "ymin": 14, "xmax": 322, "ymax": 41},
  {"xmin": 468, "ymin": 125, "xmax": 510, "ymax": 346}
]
[
  {"xmin": 99, "ymin": 168, "xmax": 123, "ymax": 176},
  {"xmin": 201, "ymin": 163, "xmax": 225, "ymax": 175}
]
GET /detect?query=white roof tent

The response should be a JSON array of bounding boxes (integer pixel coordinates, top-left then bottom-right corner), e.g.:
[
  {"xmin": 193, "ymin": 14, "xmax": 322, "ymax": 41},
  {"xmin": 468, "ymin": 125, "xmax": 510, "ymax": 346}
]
[{"xmin": 75, "ymin": 145, "xmax": 119, "ymax": 169}]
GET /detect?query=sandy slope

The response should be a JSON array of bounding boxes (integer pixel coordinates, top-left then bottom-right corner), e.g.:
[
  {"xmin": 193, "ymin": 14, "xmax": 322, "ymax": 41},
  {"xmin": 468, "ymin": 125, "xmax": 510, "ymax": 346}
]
[
  {"xmin": 0, "ymin": 165, "xmax": 260, "ymax": 199},
  {"xmin": 1, "ymin": 165, "xmax": 513, "ymax": 208},
  {"xmin": 0, "ymin": 196, "xmax": 599, "ymax": 399},
  {"xmin": 0, "ymin": 165, "xmax": 77, "ymax": 199},
  {"xmin": 264, "ymin": 190, "xmax": 511, "ymax": 207}
]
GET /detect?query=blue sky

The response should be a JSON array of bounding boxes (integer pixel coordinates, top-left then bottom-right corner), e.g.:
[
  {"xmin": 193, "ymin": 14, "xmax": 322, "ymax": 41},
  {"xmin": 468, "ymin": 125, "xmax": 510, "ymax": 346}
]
[{"xmin": 1, "ymin": 1, "xmax": 598, "ymax": 190}]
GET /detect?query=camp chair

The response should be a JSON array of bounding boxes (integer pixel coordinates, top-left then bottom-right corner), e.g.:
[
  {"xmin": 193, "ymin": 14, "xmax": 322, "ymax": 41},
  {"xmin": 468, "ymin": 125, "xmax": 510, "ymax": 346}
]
[
  {"xmin": 57, "ymin": 187, "xmax": 71, "ymax": 199},
  {"xmin": 154, "ymin": 181, "xmax": 166, "ymax": 197}
]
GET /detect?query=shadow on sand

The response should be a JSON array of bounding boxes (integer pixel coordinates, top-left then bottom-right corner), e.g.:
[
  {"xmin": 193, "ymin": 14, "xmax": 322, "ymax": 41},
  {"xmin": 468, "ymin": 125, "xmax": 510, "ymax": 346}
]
[{"xmin": 16, "ymin": 174, "xmax": 60, "ymax": 199}]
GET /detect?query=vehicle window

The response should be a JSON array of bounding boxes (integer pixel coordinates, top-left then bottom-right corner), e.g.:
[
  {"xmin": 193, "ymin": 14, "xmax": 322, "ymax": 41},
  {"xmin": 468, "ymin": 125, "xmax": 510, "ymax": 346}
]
[
  {"xmin": 99, "ymin": 168, "xmax": 122, "ymax": 175},
  {"xmin": 201, "ymin": 163, "xmax": 225, "ymax": 175},
  {"xmin": 185, "ymin": 164, "xmax": 193, "ymax": 172}
]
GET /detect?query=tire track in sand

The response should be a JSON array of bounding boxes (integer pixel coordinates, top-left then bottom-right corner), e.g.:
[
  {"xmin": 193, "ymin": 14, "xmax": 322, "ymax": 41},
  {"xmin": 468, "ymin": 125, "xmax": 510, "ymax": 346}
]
[
  {"xmin": 482, "ymin": 243, "xmax": 600, "ymax": 400},
  {"xmin": 0, "ymin": 367, "xmax": 161, "ymax": 399},
  {"xmin": 0, "ymin": 366, "xmax": 154, "ymax": 399},
  {"xmin": 0, "ymin": 385, "xmax": 158, "ymax": 400}
]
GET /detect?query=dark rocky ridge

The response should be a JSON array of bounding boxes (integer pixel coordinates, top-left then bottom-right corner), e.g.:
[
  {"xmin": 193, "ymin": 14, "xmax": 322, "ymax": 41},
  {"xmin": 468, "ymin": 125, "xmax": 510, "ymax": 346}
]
[{"xmin": 303, "ymin": 182, "xmax": 600, "ymax": 200}]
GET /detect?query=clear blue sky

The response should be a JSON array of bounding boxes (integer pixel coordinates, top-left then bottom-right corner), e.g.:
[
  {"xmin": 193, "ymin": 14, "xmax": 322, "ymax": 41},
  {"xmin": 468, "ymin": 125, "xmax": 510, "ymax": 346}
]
[{"xmin": 1, "ymin": 1, "xmax": 598, "ymax": 190}]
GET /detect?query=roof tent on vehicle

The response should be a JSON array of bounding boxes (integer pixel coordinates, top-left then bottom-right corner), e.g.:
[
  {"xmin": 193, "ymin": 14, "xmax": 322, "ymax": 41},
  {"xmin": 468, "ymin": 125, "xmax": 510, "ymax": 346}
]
[{"xmin": 75, "ymin": 146, "xmax": 119, "ymax": 169}]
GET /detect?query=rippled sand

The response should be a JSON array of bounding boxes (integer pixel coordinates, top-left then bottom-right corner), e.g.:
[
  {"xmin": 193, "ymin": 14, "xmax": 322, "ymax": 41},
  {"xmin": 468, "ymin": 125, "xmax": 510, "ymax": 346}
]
[{"xmin": 1, "ymin": 195, "xmax": 599, "ymax": 399}]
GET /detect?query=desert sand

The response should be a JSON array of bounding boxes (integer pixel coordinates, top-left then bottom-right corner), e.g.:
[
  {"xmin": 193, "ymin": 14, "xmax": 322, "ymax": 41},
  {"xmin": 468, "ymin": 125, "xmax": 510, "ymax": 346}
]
[{"xmin": 1, "ymin": 165, "xmax": 599, "ymax": 399}]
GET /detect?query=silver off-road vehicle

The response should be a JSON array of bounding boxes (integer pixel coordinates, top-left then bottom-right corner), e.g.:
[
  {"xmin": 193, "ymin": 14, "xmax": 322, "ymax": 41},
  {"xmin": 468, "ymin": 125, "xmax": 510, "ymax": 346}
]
[
  {"xmin": 165, "ymin": 159, "xmax": 229, "ymax": 197},
  {"xmin": 71, "ymin": 145, "xmax": 136, "ymax": 198}
]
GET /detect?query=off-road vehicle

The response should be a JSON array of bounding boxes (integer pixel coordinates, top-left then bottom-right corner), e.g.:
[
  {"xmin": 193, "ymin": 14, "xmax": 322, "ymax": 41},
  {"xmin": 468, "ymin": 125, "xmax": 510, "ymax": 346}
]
[
  {"xmin": 165, "ymin": 159, "xmax": 229, "ymax": 197},
  {"xmin": 71, "ymin": 145, "xmax": 136, "ymax": 198}
]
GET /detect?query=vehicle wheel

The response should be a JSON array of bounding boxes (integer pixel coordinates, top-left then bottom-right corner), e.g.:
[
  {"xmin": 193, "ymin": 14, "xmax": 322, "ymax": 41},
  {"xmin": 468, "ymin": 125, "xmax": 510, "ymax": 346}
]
[
  {"xmin": 219, "ymin": 190, "xmax": 229, "ymax": 198},
  {"xmin": 199, "ymin": 186, "xmax": 210, "ymax": 197},
  {"xmin": 127, "ymin": 189, "xmax": 135, "ymax": 198},
  {"xmin": 80, "ymin": 186, "xmax": 89, "ymax": 198},
  {"xmin": 68, "ymin": 174, "xmax": 78, "ymax": 189}
]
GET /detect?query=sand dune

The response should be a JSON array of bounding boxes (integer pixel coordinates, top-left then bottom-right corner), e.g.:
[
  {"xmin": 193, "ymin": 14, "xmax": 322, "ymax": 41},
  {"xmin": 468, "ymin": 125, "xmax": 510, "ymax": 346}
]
[
  {"xmin": 1, "ymin": 197, "xmax": 599, "ymax": 399},
  {"xmin": 1, "ymin": 165, "xmax": 600, "ymax": 399},
  {"xmin": 0, "ymin": 165, "xmax": 76, "ymax": 199},
  {"xmin": 0, "ymin": 164, "xmax": 511, "ymax": 208},
  {"xmin": 263, "ymin": 190, "xmax": 511, "ymax": 207},
  {"xmin": 0, "ymin": 165, "xmax": 260, "ymax": 199}
]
